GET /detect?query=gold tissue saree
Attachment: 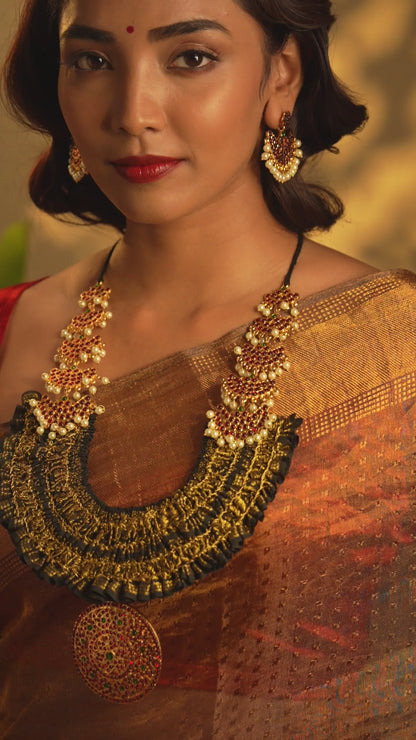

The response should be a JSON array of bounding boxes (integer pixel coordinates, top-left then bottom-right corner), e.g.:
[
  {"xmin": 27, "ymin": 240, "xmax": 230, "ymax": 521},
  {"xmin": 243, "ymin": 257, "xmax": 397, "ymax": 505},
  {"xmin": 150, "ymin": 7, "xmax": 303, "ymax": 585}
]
[{"xmin": 1, "ymin": 269, "xmax": 416, "ymax": 739}]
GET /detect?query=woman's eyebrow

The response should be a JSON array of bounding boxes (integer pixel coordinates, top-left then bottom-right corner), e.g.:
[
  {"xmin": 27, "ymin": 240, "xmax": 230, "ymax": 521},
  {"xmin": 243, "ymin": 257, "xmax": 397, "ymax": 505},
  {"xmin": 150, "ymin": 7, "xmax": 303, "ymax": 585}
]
[
  {"xmin": 147, "ymin": 19, "xmax": 232, "ymax": 41},
  {"xmin": 61, "ymin": 24, "xmax": 116, "ymax": 43},
  {"xmin": 60, "ymin": 19, "xmax": 231, "ymax": 44}
]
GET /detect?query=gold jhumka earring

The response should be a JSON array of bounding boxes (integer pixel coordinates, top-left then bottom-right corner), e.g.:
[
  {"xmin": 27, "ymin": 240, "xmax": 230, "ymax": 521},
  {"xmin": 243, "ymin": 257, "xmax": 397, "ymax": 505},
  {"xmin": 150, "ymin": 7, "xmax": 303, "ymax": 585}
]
[
  {"xmin": 68, "ymin": 143, "xmax": 88, "ymax": 183},
  {"xmin": 261, "ymin": 112, "xmax": 303, "ymax": 183}
]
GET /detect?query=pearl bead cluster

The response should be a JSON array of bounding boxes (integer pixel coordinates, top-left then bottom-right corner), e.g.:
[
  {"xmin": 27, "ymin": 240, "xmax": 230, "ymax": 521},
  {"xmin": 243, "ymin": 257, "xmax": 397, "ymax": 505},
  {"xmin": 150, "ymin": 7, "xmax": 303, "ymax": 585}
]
[
  {"xmin": 30, "ymin": 282, "xmax": 112, "ymax": 441},
  {"xmin": 261, "ymin": 112, "xmax": 303, "ymax": 184},
  {"xmin": 205, "ymin": 285, "xmax": 299, "ymax": 450}
]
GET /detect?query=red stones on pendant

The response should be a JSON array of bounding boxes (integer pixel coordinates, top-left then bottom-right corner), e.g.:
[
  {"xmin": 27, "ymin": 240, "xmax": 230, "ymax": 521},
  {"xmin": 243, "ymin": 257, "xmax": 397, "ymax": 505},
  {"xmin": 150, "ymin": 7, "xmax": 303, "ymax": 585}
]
[
  {"xmin": 235, "ymin": 344, "xmax": 286, "ymax": 378},
  {"xmin": 73, "ymin": 604, "xmax": 162, "ymax": 703},
  {"xmin": 247, "ymin": 315, "xmax": 292, "ymax": 344},
  {"xmin": 205, "ymin": 285, "xmax": 299, "ymax": 449},
  {"xmin": 68, "ymin": 311, "xmax": 109, "ymax": 335},
  {"xmin": 223, "ymin": 374, "xmax": 274, "ymax": 402},
  {"xmin": 46, "ymin": 367, "xmax": 98, "ymax": 393},
  {"xmin": 79, "ymin": 284, "xmax": 111, "ymax": 309},
  {"xmin": 31, "ymin": 281, "xmax": 111, "ymax": 440},
  {"xmin": 215, "ymin": 404, "xmax": 269, "ymax": 441},
  {"xmin": 35, "ymin": 395, "xmax": 94, "ymax": 429}
]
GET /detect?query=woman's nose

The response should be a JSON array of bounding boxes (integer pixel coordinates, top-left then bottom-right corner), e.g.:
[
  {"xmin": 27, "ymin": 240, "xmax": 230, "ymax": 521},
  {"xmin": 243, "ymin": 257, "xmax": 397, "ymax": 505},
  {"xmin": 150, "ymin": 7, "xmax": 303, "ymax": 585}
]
[{"xmin": 109, "ymin": 68, "xmax": 167, "ymax": 136}]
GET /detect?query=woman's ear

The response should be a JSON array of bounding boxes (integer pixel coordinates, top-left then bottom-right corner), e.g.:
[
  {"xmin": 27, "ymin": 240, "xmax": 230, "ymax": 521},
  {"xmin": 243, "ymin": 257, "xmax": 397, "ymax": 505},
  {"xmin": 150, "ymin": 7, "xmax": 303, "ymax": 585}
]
[{"xmin": 263, "ymin": 35, "xmax": 303, "ymax": 129}]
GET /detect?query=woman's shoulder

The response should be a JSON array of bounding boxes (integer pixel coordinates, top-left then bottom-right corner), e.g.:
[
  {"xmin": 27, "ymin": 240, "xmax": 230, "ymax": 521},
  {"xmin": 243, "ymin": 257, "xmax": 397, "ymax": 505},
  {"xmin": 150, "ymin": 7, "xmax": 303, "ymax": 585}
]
[
  {"xmin": 292, "ymin": 238, "xmax": 378, "ymax": 298},
  {"xmin": 301, "ymin": 238, "xmax": 415, "ymax": 297},
  {"xmin": 0, "ymin": 250, "xmax": 109, "ymax": 361},
  {"xmin": 0, "ymin": 280, "xmax": 43, "ymax": 348},
  {"xmin": 0, "ymin": 280, "xmax": 40, "ymax": 307},
  {"xmin": 287, "ymin": 242, "xmax": 416, "ymax": 359},
  {"xmin": 5, "ymin": 249, "xmax": 108, "ymax": 317}
]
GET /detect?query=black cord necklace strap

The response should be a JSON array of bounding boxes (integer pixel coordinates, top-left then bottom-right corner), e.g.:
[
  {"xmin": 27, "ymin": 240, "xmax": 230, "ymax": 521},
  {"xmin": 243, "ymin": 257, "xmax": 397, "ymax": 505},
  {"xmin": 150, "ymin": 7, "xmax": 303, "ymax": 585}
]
[
  {"xmin": 282, "ymin": 233, "xmax": 304, "ymax": 287},
  {"xmin": 99, "ymin": 235, "xmax": 304, "ymax": 288},
  {"xmin": 97, "ymin": 240, "xmax": 120, "ymax": 283}
]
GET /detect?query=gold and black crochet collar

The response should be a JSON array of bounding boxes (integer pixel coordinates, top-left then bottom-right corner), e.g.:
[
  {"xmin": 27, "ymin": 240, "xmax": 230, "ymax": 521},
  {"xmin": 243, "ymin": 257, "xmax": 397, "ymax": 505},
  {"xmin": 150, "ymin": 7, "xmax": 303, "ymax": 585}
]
[{"xmin": 0, "ymin": 396, "xmax": 300, "ymax": 603}]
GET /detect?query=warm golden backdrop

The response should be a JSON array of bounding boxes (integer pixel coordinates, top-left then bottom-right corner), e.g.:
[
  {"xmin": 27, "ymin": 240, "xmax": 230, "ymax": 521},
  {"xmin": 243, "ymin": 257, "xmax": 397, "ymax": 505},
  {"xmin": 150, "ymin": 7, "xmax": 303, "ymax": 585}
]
[
  {"xmin": 320, "ymin": 0, "xmax": 416, "ymax": 269},
  {"xmin": 0, "ymin": 0, "xmax": 415, "ymax": 279}
]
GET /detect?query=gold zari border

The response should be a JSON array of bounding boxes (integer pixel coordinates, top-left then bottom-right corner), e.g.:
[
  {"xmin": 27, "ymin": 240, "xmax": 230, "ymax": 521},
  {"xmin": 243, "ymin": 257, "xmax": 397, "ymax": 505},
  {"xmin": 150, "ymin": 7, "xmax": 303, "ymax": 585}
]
[{"xmin": 302, "ymin": 373, "xmax": 416, "ymax": 443}]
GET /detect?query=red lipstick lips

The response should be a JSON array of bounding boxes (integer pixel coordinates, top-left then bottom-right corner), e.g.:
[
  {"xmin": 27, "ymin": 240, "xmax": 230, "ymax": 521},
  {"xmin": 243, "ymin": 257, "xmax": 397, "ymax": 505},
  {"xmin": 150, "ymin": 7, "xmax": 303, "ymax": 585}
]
[{"xmin": 111, "ymin": 155, "xmax": 182, "ymax": 183}]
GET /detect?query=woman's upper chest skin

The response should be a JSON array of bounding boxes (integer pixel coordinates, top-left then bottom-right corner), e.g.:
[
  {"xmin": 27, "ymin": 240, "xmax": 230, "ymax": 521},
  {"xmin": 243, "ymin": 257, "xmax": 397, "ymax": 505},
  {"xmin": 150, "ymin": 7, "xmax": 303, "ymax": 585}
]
[
  {"xmin": 0, "ymin": 284, "xmax": 252, "ymax": 424},
  {"xmin": 0, "ymin": 240, "xmax": 375, "ymax": 424},
  {"xmin": 0, "ymin": 271, "xmax": 243, "ymax": 424}
]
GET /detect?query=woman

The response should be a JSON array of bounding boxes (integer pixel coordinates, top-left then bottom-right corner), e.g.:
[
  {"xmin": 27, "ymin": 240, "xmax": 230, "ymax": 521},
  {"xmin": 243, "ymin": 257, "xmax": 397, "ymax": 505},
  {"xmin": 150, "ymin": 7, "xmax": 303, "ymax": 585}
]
[{"xmin": 1, "ymin": 0, "xmax": 415, "ymax": 737}]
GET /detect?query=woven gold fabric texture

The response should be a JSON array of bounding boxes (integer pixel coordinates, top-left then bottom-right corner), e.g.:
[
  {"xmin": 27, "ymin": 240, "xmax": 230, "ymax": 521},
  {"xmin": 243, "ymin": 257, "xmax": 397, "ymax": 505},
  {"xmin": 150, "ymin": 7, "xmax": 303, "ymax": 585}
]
[{"xmin": 1, "ymin": 269, "xmax": 416, "ymax": 738}]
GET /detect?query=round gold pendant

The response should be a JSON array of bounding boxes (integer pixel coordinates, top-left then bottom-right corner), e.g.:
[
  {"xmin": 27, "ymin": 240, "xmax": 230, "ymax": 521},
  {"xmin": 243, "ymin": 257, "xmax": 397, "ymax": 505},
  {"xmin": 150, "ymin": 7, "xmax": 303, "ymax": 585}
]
[{"xmin": 73, "ymin": 603, "xmax": 162, "ymax": 703}]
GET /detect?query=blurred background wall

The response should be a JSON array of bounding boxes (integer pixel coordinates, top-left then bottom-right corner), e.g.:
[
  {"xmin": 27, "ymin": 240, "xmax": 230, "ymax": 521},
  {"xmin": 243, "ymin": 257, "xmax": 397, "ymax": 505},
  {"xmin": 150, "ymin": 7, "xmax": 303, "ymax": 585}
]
[
  {"xmin": 0, "ymin": 0, "xmax": 415, "ymax": 285},
  {"xmin": 319, "ymin": 0, "xmax": 416, "ymax": 270}
]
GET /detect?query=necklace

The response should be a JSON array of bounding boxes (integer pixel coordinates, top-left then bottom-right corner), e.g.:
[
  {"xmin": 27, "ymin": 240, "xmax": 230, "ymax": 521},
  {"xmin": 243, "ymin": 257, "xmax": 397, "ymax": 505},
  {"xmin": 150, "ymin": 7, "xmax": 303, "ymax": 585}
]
[{"xmin": 0, "ymin": 235, "xmax": 303, "ymax": 702}]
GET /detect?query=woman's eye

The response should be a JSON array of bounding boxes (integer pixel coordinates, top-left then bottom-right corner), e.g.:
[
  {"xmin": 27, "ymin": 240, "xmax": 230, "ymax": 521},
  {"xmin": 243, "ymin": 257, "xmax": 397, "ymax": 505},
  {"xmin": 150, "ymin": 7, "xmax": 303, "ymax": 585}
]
[
  {"xmin": 67, "ymin": 53, "xmax": 110, "ymax": 72},
  {"xmin": 171, "ymin": 50, "xmax": 217, "ymax": 70}
]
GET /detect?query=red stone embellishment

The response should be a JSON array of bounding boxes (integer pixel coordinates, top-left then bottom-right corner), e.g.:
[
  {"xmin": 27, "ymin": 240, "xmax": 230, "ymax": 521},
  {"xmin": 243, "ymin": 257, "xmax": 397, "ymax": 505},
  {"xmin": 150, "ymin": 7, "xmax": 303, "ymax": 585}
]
[
  {"xmin": 261, "ymin": 112, "xmax": 303, "ymax": 183},
  {"xmin": 30, "ymin": 282, "xmax": 112, "ymax": 440},
  {"xmin": 73, "ymin": 604, "xmax": 162, "ymax": 703},
  {"xmin": 205, "ymin": 285, "xmax": 299, "ymax": 449}
]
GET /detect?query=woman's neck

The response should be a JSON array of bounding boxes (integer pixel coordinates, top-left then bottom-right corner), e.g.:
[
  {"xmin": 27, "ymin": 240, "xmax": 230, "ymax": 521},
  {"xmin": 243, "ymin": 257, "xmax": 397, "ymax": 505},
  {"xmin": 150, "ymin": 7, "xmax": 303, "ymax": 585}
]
[{"xmin": 107, "ymin": 185, "xmax": 296, "ymax": 316}]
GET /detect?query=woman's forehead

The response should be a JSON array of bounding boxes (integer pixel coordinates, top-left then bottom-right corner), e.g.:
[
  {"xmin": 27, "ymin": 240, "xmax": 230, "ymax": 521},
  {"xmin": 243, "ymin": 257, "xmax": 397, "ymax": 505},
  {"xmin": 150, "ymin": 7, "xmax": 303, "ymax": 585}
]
[
  {"xmin": 61, "ymin": 0, "xmax": 237, "ymax": 23},
  {"xmin": 59, "ymin": 0, "xmax": 265, "ymax": 49}
]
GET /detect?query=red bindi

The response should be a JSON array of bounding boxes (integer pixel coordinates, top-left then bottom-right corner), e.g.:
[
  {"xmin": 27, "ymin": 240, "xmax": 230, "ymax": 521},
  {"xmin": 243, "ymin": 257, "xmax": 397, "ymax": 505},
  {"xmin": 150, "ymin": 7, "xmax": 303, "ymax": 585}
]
[{"xmin": 126, "ymin": 26, "xmax": 135, "ymax": 34}]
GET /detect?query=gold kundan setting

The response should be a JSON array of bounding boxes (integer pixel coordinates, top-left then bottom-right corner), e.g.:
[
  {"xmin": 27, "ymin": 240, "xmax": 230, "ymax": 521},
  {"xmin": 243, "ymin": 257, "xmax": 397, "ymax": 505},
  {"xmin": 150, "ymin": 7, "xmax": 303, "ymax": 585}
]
[
  {"xmin": 73, "ymin": 604, "xmax": 162, "ymax": 703},
  {"xmin": 30, "ymin": 281, "xmax": 112, "ymax": 439},
  {"xmin": 261, "ymin": 112, "xmax": 303, "ymax": 183},
  {"xmin": 205, "ymin": 286, "xmax": 299, "ymax": 449}
]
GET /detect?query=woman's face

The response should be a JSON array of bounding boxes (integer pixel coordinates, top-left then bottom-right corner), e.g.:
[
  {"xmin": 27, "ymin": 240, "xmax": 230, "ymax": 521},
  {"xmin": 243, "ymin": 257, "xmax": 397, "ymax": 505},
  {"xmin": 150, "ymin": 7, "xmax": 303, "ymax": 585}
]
[{"xmin": 58, "ymin": 0, "xmax": 274, "ymax": 226}]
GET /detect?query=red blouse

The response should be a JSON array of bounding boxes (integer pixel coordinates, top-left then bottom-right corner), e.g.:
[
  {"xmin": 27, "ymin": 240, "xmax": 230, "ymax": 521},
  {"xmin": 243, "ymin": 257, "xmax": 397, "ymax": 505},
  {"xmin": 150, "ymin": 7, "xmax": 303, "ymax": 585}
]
[{"xmin": 0, "ymin": 282, "xmax": 37, "ymax": 348}]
